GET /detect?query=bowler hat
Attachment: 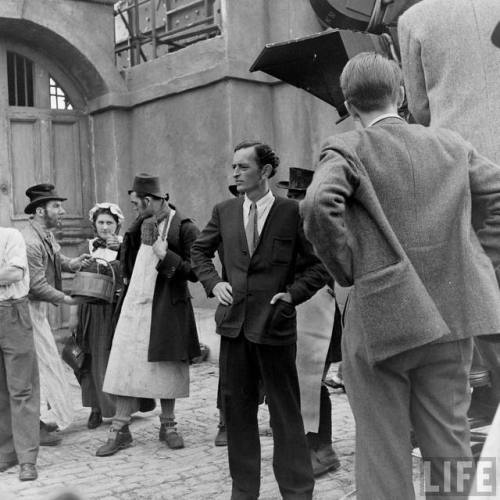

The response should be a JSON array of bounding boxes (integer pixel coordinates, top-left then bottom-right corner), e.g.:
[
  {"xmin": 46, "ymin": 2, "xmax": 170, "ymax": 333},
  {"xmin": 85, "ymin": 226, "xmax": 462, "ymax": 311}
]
[
  {"xmin": 128, "ymin": 173, "xmax": 167, "ymax": 199},
  {"xmin": 276, "ymin": 167, "xmax": 314, "ymax": 192},
  {"xmin": 24, "ymin": 184, "xmax": 67, "ymax": 214}
]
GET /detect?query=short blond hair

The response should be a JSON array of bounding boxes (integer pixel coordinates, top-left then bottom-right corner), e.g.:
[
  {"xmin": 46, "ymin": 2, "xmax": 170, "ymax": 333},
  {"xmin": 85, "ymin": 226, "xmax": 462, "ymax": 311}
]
[{"xmin": 340, "ymin": 52, "xmax": 403, "ymax": 112}]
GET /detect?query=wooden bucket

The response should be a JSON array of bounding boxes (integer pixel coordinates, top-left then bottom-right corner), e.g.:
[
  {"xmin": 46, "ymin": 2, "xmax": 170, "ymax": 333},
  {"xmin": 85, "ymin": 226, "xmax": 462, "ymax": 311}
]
[{"xmin": 71, "ymin": 258, "xmax": 116, "ymax": 304}]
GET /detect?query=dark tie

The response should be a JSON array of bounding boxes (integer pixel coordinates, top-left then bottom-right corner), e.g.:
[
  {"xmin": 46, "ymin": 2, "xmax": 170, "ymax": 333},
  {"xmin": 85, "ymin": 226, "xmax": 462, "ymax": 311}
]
[{"xmin": 245, "ymin": 202, "xmax": 259, "ymax": 255}]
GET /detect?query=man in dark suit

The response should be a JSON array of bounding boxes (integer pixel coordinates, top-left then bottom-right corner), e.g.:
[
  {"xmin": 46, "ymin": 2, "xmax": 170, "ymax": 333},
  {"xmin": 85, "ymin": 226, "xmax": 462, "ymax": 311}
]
[
  {"xmin": 301, "ymin": 53, "xmax": 500, "ymax": 499},
  {"xmin": 191, "ymin": 141, "xmax": 326, "ymax": 500}
]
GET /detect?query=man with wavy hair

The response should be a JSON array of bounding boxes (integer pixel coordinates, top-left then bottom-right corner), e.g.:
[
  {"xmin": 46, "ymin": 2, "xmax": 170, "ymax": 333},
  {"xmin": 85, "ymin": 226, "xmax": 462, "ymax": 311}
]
[{"xmin": 192, "ymin": 141, "xmax": 326, "ymax": 500}]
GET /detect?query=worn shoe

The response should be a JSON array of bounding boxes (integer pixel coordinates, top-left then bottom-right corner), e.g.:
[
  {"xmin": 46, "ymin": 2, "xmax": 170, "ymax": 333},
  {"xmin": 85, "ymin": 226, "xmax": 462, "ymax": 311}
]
[
  {"xmin": 310, "ymin": 445, "xmax": 340, "ymax": 477},
  {"xmin": 96, "ymin": 425, "xmax": 132, "ymax": 457},
  {"xmin": 40, "ymin": 427, "xmax": 62, "ymax": 447},
  {"xmin": 40, "ymin": 421, "xmax": 59, "ymax": 433},
  {"xmin": 159, "ymin": 423, "xmax": 185, "ymax": 449},
  {"xmin": 0, "ymin": 458, "xmax": 18, "ymax": 472},
  {"xmin": 19, "ymin": 463, "xmax": 37, "ymax": 481},
  {"xmin": 214, "ymin": 424, "xmax": 227, "ymax": 447},
  {"xmin": 87, "ymin": 410, "xmax": 103, "ymax": 430}
]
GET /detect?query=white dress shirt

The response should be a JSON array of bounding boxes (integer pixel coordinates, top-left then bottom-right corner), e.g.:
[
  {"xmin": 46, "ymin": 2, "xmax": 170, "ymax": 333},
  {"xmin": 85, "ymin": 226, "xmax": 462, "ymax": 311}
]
[
  {"xmin": 0, "ymin": 227, "xmax": 29, "ymax": 300},
  {"xmin": 243, "ymin": 190, "xmax": 276, "ymax": 234}
]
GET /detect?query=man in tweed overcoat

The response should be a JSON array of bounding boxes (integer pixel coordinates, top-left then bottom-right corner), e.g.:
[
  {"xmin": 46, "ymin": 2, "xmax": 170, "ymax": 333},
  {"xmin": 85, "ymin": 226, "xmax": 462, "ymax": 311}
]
[
  {"xmin": 399, "ymin": 0, "xmax": 500, "ymax": 423},
  {"xmin": 301, "ymin": 53, "xmax": 500, "ymax": 500}
]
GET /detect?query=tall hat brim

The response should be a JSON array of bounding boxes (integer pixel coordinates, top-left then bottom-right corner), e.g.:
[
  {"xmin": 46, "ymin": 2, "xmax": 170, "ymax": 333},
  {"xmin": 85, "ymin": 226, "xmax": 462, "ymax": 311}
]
[
  {"xmin": 24, "ymin": 196, "xmax": 67, "ymax": 214},
  {"xmin": 275, "ymin": 180, "xmax": 307, "ymax": 191}
]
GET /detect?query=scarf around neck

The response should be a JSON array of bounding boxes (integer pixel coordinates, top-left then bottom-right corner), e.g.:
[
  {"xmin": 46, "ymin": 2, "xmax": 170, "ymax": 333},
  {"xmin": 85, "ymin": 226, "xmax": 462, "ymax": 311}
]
[{"xmin": 130, "ymin": 203, "xmax": 171, "ymax": 246}]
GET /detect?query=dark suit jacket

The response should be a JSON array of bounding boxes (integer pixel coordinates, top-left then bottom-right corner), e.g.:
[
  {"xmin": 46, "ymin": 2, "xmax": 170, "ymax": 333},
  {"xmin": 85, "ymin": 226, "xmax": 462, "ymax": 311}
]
[
  {"xmin": 191, "ymin": 195, "xmax": 327, "ymax": 345},
  {"xmin": 301, "ymin": 117, "xmax": 500, "ymax": 364}
]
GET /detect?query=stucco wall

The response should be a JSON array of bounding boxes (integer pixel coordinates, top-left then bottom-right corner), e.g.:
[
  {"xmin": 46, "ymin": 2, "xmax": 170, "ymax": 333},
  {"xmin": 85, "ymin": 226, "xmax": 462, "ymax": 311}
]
[{"xmin": 0, "ymin": 0, "xmax": 370, "ymax": 310}]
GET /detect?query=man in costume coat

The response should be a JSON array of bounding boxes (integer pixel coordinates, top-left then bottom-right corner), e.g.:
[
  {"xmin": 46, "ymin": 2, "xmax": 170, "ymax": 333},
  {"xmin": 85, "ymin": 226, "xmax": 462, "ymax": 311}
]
[
  {"xmin": 97, "ymin": 173, "xmax": 200, "ymax": 456},
  {"xmin": 22, "ymin": 184, "xmax": 91, "ymax": 444}
]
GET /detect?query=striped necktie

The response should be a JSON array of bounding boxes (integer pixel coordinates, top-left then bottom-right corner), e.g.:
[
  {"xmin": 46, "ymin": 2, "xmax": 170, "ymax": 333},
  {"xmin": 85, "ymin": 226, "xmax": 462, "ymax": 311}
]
[{"xmin": 245, "ymin": 202, "xmax": 259, "ymax": 255}]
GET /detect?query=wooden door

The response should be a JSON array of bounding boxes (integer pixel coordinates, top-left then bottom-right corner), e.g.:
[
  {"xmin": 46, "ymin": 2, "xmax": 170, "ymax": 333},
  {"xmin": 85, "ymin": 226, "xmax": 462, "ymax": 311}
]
[{"xmin": 0, "ymin": 41, "xmax": 94, "ymax": 332}]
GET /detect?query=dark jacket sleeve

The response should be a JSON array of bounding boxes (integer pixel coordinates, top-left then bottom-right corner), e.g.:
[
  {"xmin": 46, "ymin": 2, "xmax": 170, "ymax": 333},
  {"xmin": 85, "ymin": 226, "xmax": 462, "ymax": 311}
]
[
  {"xmin": 156, "ymin": 220, "xmax": 200, "ymax": 282},
  {"xmin": 190, "ymin": 205, "xmax": 223, "ymax": 297},
  {"xmin": 287, "ymin": 217, "xmax": 329, "ymax": 305}
]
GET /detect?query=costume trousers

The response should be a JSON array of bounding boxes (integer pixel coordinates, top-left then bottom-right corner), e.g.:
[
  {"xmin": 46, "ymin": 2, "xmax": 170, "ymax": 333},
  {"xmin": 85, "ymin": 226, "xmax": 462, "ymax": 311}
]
[
  {"xmin": 343, "ymin": 327, "xmax": 473, "ymax": 500},
  {"xmin": 220, "ymin": 333, "xmax": 314, "ymax": 500},
  {"xmin": 0, "ymin": 298, "xmax": 40, "ymax": 465}
]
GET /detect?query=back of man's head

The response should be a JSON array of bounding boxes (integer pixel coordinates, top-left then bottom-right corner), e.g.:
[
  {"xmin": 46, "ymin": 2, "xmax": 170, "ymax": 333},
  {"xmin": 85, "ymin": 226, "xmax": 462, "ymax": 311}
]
[{"xmin": 340, "ymin": 52, "xmax": 403, "ymax": 113}]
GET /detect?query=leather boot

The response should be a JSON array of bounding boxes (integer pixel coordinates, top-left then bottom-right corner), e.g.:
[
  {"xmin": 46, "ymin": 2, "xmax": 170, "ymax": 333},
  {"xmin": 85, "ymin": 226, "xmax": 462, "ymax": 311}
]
[
  {"xmin": 40, "ymin": 422, "xmax": 62, "ymax": 447},
  {"xmin": 310, "ymin": 444, "xmax": 340, "ymax": 477},
  {"xmin": 95, "ymin": 425, "xmax": 132, "ymax": 457},
  {"xmin": 214, "ymin": 422, "xmax": 227, "ymax": 446},
  {"xmin": 87, "ymin": 410, "xmax": 103, "ymax": 430},
  {"xmin": 19, "ymin": 463, "xmax": 38, "ymax": 481},
  {"xmin": 159, "ymin": 422, "xmax": 184, "ymax": 449}
]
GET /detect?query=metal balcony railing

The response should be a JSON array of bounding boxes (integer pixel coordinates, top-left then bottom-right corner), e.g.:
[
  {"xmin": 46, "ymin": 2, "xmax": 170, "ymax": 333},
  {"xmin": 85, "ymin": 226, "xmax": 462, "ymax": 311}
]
[{"xmin": 114, "ymin": 0, "xmax": 222, "ymax": 69}]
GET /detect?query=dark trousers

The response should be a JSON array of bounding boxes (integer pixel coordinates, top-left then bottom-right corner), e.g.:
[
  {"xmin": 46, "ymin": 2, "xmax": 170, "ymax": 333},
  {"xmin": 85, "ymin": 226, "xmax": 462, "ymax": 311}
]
[
  {"xmin": 344, "ymin": 325, "xmax": 473, "ymax": 500},
  {"xmin": 220, "ymin": 333, "xmax": 314, "ymax": 500},
  {"xmin": 0, "ymin": 298, "xmax": 40, "ymax": 465}
]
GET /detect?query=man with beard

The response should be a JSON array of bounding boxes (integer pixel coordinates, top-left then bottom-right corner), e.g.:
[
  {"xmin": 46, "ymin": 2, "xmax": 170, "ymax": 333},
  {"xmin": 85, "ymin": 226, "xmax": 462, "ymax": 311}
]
[
  {"xmin": 22, "ymin": 184, "xmax": 91, "ymax": 445},
  {"xmin": 96, "ymin": 173, "xmax": 200, "ymax": 456}
]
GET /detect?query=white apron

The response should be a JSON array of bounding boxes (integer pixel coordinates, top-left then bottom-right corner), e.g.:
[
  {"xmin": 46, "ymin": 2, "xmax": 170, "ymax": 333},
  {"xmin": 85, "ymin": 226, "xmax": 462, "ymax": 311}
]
[
  {"xmin": 29, "ymin": 301, "xmax": 74, "ymax": 429},
  {"xmin": 296, "ymin": 286, "xmax": 336, "ymax": 433},
  {"xmin": 103, "ymin": 212, "xmax": 189, "ymax": 399}
]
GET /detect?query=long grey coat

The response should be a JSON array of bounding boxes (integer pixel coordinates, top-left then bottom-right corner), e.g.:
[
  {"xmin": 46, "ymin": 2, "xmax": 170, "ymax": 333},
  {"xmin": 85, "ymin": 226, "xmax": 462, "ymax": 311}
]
[
  {"xmin": 301, "ymin": 117, "xmax": 500, "ymax": 365},
  {"xmin": 398, "ymin": 0, "xmax": 500, "ymax": 163}
]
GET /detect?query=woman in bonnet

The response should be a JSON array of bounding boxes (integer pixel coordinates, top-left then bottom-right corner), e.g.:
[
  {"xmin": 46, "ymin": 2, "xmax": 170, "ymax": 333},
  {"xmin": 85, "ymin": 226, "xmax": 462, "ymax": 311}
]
[{"xmin": 71, "ymin": 202, "xmax": 124, "ymax": 429}]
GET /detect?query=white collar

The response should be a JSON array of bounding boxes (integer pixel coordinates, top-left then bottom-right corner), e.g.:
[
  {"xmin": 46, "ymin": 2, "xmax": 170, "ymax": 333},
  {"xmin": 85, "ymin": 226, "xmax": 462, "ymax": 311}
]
[
  {"xmin": 367, "ymin": 113, "xmax": 403, "ymax": 128},
  {"xmin": 243, "ymin": 190, "xmax": 275, "ymax": 211}
]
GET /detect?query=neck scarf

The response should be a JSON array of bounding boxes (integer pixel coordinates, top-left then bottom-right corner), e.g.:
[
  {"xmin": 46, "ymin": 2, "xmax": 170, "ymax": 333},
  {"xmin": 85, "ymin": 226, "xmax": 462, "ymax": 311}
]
[{"xmin": 136, "ymin": 202, "xmax": 171, "ymax": 246}]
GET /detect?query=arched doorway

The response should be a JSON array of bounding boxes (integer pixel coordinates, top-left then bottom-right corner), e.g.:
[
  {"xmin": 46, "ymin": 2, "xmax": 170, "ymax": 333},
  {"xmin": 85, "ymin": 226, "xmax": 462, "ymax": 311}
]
[
  {"xmin": 0, "ymin": 40, "xmax": 94, "ymax": 330},
  {"xmin": 0, "ymin": 40, "xmax": 93, "ymax": 231}
]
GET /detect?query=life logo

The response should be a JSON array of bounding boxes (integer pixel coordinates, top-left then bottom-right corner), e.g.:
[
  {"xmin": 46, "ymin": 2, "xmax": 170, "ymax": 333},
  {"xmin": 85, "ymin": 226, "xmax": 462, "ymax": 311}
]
[{"xmin": 419, "ymin": 458, "xmax": 496, "ymax": 497}]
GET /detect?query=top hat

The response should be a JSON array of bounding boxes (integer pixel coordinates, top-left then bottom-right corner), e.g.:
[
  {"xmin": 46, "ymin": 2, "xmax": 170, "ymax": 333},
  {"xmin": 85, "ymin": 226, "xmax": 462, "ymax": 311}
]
[
  {"xmin": 276, "ymin": 167, "xmax": 314, "ymax": 192},
  {"xmin": 128, "ymin": 173, "xmax": 167, "ymax": 199},
  {"xmin": 24, "ymin": 184, "xmax": 67, "ymax": 214}
]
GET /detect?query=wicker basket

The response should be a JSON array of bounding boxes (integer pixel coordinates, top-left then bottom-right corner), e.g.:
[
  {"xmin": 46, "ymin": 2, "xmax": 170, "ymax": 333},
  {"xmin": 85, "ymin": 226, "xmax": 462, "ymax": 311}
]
[{"xmin": 71, "ymin": 258, "xmax": 116, "ymax": 304}]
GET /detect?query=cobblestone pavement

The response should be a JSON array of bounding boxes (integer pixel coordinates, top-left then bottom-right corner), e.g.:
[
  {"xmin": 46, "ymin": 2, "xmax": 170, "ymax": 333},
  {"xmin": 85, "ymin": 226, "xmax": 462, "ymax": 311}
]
[{"xmin": 0, "ymin": 361, "xmax": 359, "ymax": 500}]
